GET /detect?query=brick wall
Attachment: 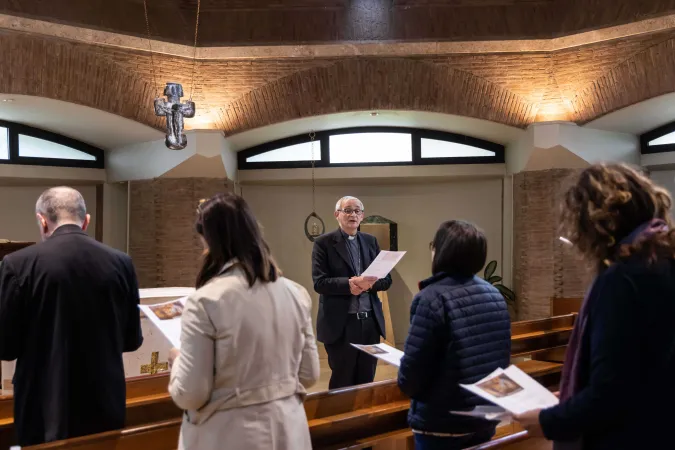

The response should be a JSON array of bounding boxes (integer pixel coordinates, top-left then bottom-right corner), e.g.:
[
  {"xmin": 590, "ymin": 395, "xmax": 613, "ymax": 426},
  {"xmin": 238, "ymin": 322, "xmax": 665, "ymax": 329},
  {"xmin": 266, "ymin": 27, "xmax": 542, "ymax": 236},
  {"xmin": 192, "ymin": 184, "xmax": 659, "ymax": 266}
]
[
  {"xmin": 129, "ymin": 178, "xmax": 228, "ymax": 288},
  {"xmin": 513, "ymin": 169, "xmax": 593, "ymax": 320}
]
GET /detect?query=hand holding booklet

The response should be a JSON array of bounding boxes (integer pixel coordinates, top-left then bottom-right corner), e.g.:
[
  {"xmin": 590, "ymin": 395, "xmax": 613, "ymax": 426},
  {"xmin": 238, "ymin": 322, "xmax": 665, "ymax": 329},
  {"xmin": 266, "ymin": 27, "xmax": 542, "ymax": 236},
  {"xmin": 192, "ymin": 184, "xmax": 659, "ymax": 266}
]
[{"xmin": 452, "ymin": 365, "xmax": 559, "ymax": 419}]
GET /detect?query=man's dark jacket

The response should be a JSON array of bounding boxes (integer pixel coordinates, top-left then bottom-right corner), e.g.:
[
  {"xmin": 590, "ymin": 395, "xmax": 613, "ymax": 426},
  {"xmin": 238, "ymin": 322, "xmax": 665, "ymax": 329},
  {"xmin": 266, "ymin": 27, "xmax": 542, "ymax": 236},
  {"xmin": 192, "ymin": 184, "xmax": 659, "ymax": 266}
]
[
  {"xmin": 0, "ymin": 225, "xmax": 143, "ymax": 446},
  {"xmin": 312, "ymin": 228, "xmax": 392, "ymax": 344},
  {"xmin": 398, "ymin": 272, "xmax": 511, "ymax": 434}
]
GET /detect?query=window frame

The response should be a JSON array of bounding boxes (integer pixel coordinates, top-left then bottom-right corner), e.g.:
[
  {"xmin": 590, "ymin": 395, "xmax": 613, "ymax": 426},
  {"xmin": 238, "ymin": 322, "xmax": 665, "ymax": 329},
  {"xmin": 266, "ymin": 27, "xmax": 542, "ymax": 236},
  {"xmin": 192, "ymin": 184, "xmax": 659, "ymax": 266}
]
[
  {"xmin": 640, "ymin": 121, "xmax": 675, "ymax": 154},
  {"xmin": 237, "ymin": 126, "xmax": 504, "ymax": 170},
  {"xmin": 0, "ymin": 120, "xmax": 104, "ymax": 169}
]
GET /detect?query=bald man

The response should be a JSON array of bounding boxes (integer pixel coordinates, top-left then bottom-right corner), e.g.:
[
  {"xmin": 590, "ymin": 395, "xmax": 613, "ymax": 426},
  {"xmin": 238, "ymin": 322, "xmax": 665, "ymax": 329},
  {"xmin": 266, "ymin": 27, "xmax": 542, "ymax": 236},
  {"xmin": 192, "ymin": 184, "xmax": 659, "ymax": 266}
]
[{"xmin": 0, "ymin": 187, "xmax": 143, "ymax": 446}]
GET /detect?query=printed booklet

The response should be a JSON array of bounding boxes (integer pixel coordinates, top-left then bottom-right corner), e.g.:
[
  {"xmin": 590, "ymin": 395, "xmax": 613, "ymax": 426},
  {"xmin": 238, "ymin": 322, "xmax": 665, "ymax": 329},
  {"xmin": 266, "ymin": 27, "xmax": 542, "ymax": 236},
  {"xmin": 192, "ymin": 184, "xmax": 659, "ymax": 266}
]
[
  {"xmin": 138, "ymin": 297, "xmax": 188, "ymax": 349},
  {"xmin": 456, "ymin": 365, "xmax": 559, "ymax": 418}
]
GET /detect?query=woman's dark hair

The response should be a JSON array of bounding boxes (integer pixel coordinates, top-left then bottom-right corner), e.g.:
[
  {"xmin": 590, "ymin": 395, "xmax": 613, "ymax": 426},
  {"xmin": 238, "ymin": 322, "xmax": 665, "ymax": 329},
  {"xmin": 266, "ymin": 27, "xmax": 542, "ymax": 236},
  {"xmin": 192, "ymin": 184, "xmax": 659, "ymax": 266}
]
[
  {"xmin": 560, "ymin": 162, "xmax": 675, "ymax": 269},
  {"xmin": 431, "ymin": 220, "xmax": 487, "ymax": 277},
  {"xmin": 195, "ymin": 192, "xmax": 280, "ymax": 288}
]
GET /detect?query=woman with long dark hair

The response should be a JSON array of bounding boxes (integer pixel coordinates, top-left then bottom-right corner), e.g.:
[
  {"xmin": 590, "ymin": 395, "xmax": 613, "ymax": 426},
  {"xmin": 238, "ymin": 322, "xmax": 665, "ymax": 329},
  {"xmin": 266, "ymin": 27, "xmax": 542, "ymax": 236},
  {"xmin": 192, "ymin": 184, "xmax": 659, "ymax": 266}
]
[
  {"xmin": 167, "ymin": 193, "xmax": 320, "ymax": 450},
  {"xmin": 515, "ymin": 163, "xmax": 675, "ymax": 449}
]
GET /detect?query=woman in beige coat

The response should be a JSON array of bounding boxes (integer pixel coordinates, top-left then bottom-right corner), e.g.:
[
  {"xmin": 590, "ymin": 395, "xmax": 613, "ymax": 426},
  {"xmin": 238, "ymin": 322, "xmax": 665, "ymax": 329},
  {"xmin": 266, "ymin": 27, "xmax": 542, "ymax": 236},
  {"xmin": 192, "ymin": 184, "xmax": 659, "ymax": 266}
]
[{"xmin": 167, "ymin": 193, "xmax": 320, "ymax": 450}]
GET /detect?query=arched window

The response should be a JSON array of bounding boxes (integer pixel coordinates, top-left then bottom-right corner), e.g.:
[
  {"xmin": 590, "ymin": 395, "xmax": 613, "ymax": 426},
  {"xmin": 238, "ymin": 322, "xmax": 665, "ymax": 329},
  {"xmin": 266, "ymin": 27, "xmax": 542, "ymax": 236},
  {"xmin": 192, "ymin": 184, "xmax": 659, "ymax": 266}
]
[
  {"xmin": 238, "ymin": 127, "xmax": 504, "ymax": 170},
  {"xmin": 641, "ymin": 122, "xmax": 675, "ymax": 154},
  {"xmin": 0, "ymin": 120, "xmax": 104, "ymax": 169}
]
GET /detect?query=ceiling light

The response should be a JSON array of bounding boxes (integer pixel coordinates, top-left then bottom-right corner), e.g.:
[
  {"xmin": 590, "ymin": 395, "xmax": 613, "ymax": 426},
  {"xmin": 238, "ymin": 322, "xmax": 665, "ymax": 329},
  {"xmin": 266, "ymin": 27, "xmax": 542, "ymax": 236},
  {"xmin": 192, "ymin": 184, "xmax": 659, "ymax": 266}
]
[
  {"xmin": 2, "ymin": 99, "xmax": 14, "ymax": 103},
  {"xmin": 559, "ymin": 236, "xmax": 572, "ymax": 246}
]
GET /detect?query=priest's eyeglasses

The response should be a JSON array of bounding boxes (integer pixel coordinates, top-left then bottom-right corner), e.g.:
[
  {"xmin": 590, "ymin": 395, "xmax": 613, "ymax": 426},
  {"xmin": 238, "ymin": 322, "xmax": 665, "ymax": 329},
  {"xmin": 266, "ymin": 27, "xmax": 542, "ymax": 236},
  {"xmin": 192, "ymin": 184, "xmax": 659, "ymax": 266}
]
[{"xmin": 338, "ymin": 208, "xmax": 363, "ymax": 216}]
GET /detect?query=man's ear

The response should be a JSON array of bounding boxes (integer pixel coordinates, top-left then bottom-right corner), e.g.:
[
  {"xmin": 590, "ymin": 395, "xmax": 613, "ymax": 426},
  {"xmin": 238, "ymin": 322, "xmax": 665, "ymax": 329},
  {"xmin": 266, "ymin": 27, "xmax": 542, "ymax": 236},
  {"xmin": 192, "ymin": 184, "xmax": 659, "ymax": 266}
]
[
  {"xmin": 334, "ymin": 210, "xmax": 340, "ymax": 220},
  {"xmin": 36, "ymin": 214, "xmax": 48, "ymax": 233},
  {"xmin": 81, "ymin": 214, "xmax": 91, "ymax": 231}
]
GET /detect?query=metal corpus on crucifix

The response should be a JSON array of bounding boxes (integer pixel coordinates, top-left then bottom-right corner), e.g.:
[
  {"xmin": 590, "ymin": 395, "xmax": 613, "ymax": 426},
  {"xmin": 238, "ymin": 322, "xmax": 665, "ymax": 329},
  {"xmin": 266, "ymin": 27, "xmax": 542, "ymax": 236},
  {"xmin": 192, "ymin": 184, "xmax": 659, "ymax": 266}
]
[
  {"xmin": 140, "ymin": 351, "xmax": 169, "ymax": 375},
  {"xmin": 154, "ymin": 83, "xmax": 196, "ymax": 150},
  {"xmin": 144, "ymin": 0, "xmax": 201, "ymax": 150}
]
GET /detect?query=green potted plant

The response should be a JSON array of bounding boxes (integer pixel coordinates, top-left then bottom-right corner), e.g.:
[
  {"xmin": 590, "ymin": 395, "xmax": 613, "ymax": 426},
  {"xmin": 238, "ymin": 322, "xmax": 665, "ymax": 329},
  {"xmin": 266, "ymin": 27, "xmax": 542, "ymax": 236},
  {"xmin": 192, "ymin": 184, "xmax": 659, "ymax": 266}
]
[{"xmin": 482, "ymin": 260, "xmax": 517, "ymax": 315}]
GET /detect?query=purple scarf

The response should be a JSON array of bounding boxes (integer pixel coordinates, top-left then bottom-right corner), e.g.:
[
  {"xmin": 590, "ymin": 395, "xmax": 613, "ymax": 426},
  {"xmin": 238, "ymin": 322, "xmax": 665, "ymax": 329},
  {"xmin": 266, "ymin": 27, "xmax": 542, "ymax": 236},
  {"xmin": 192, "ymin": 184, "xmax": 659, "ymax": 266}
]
[{"xmin": 553, "ymin": 219, "xmax": 668, "ymax": 450}]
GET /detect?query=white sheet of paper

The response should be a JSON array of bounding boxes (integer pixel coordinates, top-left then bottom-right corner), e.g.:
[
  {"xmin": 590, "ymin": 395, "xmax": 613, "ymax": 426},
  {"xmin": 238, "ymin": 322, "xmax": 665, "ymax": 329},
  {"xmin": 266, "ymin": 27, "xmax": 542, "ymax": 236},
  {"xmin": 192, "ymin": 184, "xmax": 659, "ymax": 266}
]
[
  {"xmin": 460, "ymin": 365, "xmax": 559, "ymax": 416},
  {"xmin": 139, "ymin": 287, "xmax": 195, "ymax": 299},
  {"xmin": 351, "ymin": 343, "xmax": 404, "ymax": 368},
  {"xmin": 139, "ymin": 296, "xmax": 188, "ymax": 349},
  {"xmin": 361, "ymin": 251, "xmax": 406, "ymax": 279},
  {"xmin": 449, "ymin": 405, "xmax": 509, "ymax": 421}
]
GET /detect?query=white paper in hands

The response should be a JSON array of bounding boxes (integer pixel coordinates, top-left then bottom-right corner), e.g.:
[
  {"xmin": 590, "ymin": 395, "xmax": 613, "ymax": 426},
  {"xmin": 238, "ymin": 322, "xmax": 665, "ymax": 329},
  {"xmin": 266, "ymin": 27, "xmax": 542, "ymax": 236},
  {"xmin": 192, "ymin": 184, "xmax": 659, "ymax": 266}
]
[
  {"xmin": 459, "ymin": 365, "xmax": 559, "ymax": 416},
  {"xmin": 139, "ymin": 296, "xmax": 188, "ymax": 349},
  {"xmin": 361, "ymin": 251, "xmax": 406, "ymax": 279},
  {"xmin": 351, "ymin": 343, "xmax": 403, "ymax": 367}
]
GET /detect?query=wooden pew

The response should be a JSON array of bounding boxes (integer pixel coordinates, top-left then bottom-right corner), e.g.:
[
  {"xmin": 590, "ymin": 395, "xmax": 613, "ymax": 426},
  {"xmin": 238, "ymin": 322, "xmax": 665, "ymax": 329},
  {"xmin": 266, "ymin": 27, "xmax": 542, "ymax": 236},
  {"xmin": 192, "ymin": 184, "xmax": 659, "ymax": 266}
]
[
  {"xmin": 11, "ymin": 314, "xmax": 574, "ymax": 450},
  {"xmin": 549, "ymin": 297, "xmax": 582, "ymax": 317},
  {"xmin": 21, "ymin": 358, "xmax": 564, "ymax": 450}
]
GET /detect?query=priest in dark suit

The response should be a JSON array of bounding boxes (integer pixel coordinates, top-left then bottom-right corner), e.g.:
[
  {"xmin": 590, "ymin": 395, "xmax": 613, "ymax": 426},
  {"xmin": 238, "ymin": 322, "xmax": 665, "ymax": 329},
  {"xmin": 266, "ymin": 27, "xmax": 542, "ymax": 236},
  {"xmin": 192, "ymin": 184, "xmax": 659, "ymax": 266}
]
[
  {"xmin": 311, "ymin": 196, "xmax": 392, "ymax": 389},
  {"xmin": 0, "ymin": 186, "xmax": 143, "ymax": 446}
]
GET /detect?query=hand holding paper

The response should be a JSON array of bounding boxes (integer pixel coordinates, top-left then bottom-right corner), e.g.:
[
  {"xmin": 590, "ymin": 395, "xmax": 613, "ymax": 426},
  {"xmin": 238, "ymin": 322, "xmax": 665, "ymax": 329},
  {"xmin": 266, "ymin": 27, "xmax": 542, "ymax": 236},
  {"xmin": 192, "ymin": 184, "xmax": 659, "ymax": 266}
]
[{"xmin": 352, "ymin": 275, "xmax": 378, "ymax": 290}]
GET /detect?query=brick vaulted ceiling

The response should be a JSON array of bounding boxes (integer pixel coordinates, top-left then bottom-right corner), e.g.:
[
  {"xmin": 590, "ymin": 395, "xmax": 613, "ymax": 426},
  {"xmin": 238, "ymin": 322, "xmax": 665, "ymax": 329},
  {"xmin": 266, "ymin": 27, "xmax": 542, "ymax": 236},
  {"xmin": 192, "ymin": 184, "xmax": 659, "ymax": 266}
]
[{"xmin": 2, "ymin": 3, "xmax": 675, "ymax": 136}]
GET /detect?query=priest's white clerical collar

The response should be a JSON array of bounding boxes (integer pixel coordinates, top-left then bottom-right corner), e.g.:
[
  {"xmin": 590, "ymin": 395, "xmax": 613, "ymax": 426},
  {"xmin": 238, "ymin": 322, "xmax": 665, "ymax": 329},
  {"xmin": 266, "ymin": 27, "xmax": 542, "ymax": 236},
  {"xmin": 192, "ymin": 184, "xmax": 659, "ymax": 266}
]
[{"xmin": 341, "ymin": 229, "xmax": 358, "ymax": 240}]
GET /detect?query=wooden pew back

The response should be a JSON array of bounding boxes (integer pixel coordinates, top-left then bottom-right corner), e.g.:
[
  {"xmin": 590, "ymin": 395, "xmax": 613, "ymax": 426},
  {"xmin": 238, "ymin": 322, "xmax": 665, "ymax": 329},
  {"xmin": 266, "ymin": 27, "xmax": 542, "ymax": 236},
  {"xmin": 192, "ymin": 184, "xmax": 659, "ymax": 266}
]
[
  {"xmin": 549, "ymin": 297, "xmax": 582, "ymax": 317},
  {"xmin": 16, "ymin": 314, "xmax": 575, "ymax": 450}
]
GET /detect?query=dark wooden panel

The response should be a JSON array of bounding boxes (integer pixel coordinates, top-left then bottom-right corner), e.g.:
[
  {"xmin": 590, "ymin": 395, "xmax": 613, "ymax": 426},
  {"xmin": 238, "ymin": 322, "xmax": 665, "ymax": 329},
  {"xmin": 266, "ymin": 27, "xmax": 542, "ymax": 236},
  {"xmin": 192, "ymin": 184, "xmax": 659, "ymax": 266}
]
[
  {"xmin": 0, "ymin": 241, "xmax": 34, "ymax": 259},
  {"xmin": 550, "ymin": 297, "xmax": 582, "ymax": 316},
  {"xmin": 1, "ymin": 0, "xmax": 675, "ymax": 46}
]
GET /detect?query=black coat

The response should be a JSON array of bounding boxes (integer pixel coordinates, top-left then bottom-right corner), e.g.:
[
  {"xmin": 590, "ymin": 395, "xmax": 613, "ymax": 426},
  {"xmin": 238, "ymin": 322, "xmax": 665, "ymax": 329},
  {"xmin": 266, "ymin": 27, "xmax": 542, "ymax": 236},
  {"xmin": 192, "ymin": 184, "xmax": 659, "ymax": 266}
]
[
  {"xmin": 0, "ymin": 225, "xmax": 143, "ymax": 446},
  {"xmin": 540, "ymin": 258, "xmax": 675, "ymax": 450},
  {"xmin": 398, "ymin": 272, "xmax": 511, "ymax": 434},
  {"xmin": 311, "ymin": 228, "xmax": 392, "ymax": 344}
]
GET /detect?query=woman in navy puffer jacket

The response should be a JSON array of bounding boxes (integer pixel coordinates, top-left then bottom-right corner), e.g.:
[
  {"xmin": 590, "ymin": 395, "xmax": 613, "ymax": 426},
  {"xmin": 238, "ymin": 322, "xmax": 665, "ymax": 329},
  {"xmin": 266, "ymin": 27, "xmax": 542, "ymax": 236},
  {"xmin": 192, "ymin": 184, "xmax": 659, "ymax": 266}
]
[{"xmin": 398, "ymin": 220, "xmax": 512, "ymax": 450}]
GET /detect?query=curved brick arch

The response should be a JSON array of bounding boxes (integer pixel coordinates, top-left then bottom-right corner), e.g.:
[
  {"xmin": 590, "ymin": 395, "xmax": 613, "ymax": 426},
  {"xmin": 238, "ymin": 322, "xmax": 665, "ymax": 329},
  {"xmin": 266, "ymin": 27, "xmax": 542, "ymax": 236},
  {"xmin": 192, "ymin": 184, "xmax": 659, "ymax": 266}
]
[
  {"xmin": 220, "ymin": 58, "xmax": 538, "ymax": 136},
  {"xmin": 571, "ymin": 37, "xmax": 675, "ymax": 123},
  {"xmin": 0, "ymin": 32, "xmax": 161, "ymax": 130}
]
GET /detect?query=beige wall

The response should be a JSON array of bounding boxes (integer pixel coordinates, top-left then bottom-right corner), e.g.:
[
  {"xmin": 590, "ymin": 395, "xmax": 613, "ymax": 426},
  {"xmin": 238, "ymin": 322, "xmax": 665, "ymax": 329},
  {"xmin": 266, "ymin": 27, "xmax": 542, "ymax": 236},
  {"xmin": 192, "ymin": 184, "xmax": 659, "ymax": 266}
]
[
  {"xmin": 102, "ymin": 182, "xmax": 129, "ymax": 252},
  {"xmin": 0, "ymin": 185, "xmax": 97, "ymax": 242},
  {"xmin": 243, "ymin": 178, "xmax": 504, "ymax": 346}
]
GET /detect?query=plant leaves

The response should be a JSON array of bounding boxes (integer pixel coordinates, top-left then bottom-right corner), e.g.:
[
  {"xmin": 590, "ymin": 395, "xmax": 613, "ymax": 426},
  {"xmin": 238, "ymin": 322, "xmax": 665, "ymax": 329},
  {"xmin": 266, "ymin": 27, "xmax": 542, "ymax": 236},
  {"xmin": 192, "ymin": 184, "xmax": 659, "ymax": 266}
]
[
  {"xmin": 488, "ymin": 276, "xmax": 503, "ymax": 284},
  {"xmin": 484, "ymin": 260, "xmax": 497, "ymax": 280},
  {"xmin": 495, "ymin": 284, "xmax": 516, "ymax": 304}
]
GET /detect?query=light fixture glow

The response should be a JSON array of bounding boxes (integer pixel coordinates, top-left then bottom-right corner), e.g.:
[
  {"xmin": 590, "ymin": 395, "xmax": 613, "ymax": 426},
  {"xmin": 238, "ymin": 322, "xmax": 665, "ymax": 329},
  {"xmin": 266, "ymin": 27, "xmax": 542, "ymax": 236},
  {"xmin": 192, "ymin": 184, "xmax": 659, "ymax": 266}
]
[{"xmin": 559, "ymin": 236, "xmax": 572, "ymax": 246}]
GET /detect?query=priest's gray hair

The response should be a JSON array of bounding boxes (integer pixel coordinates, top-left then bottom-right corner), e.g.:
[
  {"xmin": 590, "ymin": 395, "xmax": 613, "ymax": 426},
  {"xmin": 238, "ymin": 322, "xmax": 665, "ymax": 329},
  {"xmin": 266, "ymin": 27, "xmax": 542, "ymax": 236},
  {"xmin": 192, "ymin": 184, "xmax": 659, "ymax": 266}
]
[
  {"xmin": 335, "ymin": 196, "xmax": 364, "ymax": 212},
  {"xmin": 35, "ymin": 186, "xmax": 87, "ymax": 224}
]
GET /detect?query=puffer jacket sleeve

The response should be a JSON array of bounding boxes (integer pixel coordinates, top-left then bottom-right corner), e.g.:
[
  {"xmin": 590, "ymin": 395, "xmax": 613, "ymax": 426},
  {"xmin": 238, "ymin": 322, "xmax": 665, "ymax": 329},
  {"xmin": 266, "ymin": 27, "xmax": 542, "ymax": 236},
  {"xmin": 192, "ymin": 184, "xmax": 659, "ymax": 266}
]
[{"xmin": 398, "ymin": 290, "xmax": 445, "ymax": 399}]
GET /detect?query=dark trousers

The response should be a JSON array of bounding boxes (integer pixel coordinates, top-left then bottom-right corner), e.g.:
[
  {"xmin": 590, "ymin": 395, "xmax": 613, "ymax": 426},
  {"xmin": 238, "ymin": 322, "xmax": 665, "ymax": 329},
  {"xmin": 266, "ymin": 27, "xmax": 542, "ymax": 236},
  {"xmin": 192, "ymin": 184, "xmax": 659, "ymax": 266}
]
[
  {"xmin": 324, "ymin": 313, "xmax": 380, "ymax": 390},
  {"xmin": 413, "ymin": 429, "xmax": 494, "ymax": 450}
]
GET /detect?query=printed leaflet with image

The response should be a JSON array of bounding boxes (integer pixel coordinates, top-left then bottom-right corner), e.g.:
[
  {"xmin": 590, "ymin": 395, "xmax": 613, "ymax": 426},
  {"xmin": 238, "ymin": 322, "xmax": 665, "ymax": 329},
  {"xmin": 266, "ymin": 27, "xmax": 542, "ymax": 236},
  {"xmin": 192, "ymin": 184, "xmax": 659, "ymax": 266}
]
[
  {"xmin": 351, "ymin": 343, "xmax": 403, "ymax": 368},
  {"xmin": 457, "ymin": 365, "xmax": 559, "ymax": 417},
  {"xmin": 138, "ymin": 296, "xmax": 188, "ymax": 349}
]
